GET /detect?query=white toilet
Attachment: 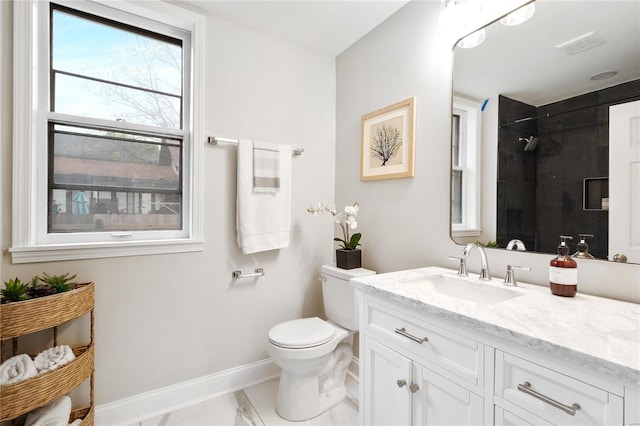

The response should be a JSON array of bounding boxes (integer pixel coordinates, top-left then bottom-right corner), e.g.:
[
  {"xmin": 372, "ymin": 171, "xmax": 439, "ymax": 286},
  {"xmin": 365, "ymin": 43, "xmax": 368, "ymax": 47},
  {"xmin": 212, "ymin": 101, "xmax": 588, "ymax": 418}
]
[{"xmin": 267, "ymin": 265, "xmax": 375, "ymax": 421}]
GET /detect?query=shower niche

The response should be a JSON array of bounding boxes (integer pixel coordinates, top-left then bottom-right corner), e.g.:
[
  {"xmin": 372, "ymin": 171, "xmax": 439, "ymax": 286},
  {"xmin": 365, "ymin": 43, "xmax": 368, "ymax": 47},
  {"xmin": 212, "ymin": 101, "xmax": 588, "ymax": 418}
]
[{"xmin": 583, "ymin": 177, "xmax": 609, "ymax": 211}]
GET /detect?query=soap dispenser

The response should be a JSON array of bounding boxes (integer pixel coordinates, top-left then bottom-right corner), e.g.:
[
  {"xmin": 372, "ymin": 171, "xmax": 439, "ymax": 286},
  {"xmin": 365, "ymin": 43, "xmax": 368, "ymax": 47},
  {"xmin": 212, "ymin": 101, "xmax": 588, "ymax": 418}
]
[
  {"xmin": 573, "ymin": 234, "xmax": 595, "ymax": 259},
  {"xmin": 549, "ymin": 235, "xmax": 577, "ymax": 297}
]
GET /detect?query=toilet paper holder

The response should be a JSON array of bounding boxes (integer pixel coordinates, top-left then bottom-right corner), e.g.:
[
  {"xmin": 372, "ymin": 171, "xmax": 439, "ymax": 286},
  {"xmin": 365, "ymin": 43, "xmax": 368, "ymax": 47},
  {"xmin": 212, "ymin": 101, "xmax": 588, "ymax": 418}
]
[{"xmin": 232, "ymin": 268, "xmax": 264, "ymax": 279}]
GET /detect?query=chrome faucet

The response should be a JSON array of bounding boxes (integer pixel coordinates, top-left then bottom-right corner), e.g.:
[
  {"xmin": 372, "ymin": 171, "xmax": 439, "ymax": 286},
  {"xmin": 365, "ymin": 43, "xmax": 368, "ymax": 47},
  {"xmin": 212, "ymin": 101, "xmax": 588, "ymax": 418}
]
[
  {"xmin": 506, "ymin": 239, "xmax": 527, "ymax": 251},
  {"xmin": 462, "ymin": 243, "xmax": 491, "ymax": 281},
  {"xmin": 503, "ymin": 265, "xmax": 531, "ymax": 286}
]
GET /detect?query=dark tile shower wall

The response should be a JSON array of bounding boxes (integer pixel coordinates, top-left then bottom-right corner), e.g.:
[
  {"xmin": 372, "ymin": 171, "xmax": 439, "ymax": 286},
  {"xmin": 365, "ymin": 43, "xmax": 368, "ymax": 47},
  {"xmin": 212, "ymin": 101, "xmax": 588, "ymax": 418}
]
[
  {"xmin": 497, "ymin": 95, "xmax": 538, "ymax": 250},
  {"xmin": 497, "ymin": 80, "xmax": 640, "ymax": 260}
]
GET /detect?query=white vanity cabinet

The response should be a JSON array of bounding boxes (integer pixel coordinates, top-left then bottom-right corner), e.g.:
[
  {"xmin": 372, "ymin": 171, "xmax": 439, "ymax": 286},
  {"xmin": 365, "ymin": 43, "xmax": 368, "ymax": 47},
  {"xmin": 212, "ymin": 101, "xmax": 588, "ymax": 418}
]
[
  {"xmin": 357, "ymin": 287, "xmax": 637, "ymax": 426},
  {"xmin": 360, "ymin": 297, "xmax": 485, "ymax": 425}
]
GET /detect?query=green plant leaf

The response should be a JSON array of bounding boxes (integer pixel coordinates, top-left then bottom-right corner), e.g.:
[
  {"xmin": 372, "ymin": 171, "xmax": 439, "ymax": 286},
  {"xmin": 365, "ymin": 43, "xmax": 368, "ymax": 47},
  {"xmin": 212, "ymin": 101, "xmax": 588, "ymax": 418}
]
[
  {"xmin": 346, "ymin": 233, "xmax": 361, "ymax": 249},
  {"xmin": 38, "ymin": 272, "xmax": 77, "ymax": 293},
  {"xmin": 334, "ymin": 237, "xmax": 347, "ymax": 249},
  {"xmin": 1, "ymin": 278, "xmax": 31, "ymax": 303}
]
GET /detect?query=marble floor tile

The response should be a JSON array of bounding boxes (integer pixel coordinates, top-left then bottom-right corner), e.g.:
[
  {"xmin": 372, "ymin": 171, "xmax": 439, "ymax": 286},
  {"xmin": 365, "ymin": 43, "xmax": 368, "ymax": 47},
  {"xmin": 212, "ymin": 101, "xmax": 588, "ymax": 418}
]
[
  {"xmin": 243, "ymin": 379, "xmax": 358, "ymax": 426},
  {"xmin": 140, "ymin": 391, "xmax": 262, "ymax": 426},
  {"xmin": 139, "ymin": 377, "xmax": 358, "ymax": 426}
]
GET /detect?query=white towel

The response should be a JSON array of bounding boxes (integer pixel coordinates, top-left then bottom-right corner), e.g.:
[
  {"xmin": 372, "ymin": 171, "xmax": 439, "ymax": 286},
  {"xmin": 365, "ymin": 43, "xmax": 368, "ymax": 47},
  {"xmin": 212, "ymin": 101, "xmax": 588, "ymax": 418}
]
[
  {"xmin": 237, "ymin": 139, "xmax": 292, "ymax": 254},
  {"xmin": 34, "ymin": 345, "xmax": 75, "ymax": 373},
  {"xmin": 0, "ymin": 353, "xmax": 38, "ymax": 385},
  {"xmin": 25, "ymin": 396, "xmax": 72, "ymax": 426},
  {"xmin": 253, "ymin": 141, "xmax": 280, "ymax": 193}
]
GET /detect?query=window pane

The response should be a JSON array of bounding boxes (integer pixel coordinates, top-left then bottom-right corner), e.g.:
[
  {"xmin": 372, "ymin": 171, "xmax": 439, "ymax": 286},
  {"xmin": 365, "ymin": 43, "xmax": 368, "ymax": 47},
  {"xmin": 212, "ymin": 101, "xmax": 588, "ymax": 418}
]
[
  {"xmin": 452, "ymin": 170, "xmax": 462, "ymax": 224},
  {"xmin": 49, "ymin": 124, "xmax": 182, "ymax": 233},
  {"xmin": 51, "ymin": 6, "xmax": 182, "ymax": 128},
  {"xmin": 51, "ymin": 125, "xmax": 181, "ymax": 192},
  {"xmin": 451, "ymin": 114, "xmax": 461, "ymax": 167},
  {"xmin": 53, "ymin": 72, "xmax": 181, "ymax": 128},
  {"xmin": 49, "ymin": 190, "xmax": 181, "ymax": 233}
]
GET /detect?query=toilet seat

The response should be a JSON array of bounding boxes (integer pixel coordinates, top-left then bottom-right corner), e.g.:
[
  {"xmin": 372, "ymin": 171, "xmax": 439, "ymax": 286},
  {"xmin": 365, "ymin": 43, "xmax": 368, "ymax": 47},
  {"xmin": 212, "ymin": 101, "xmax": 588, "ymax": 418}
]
[{"xmin": 268, "ymin": 317, "xmax": 335, "ymax": 349}]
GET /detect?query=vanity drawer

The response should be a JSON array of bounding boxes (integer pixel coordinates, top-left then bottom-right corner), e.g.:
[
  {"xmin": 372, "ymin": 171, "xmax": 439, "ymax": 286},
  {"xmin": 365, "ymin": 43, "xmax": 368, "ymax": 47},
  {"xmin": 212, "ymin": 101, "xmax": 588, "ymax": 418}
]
[
  {"xmin": 364, "ymin": 300, "xmax": 483, "ymax": 386},
  {"xmin": 495, "ymin": 351, "xmax": 623, "ymax": 425}
]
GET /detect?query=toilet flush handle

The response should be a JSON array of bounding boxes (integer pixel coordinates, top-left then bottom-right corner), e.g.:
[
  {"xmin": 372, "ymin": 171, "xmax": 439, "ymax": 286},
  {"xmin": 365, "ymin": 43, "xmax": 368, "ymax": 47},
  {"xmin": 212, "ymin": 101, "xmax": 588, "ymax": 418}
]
[{"xmin": 318, "ymin": 275, "xmax": 327, "ymax": 282}]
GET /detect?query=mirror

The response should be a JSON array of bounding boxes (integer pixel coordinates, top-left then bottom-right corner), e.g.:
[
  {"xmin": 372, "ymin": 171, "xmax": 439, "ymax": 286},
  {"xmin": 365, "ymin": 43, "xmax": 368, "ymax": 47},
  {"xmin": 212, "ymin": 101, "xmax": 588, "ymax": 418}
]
[{"xmin": 451, "ymin": 0, "xmax": 640, "ymax": 264}]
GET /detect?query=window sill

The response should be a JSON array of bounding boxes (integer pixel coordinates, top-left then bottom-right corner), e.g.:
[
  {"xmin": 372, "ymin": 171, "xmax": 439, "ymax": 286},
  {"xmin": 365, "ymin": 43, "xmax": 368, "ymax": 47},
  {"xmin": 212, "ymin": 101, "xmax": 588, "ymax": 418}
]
[
  {"xmin": 9, "ymin": 239, "xmax": 204, "ymax": 264},
  {"xmin": 451, "ymin": 228, "xmax": 481, "ymax": 238}
]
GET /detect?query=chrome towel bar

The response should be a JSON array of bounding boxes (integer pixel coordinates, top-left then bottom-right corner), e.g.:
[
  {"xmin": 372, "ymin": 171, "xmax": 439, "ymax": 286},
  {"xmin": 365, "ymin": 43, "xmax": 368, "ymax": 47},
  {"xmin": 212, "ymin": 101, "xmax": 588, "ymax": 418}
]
[
  {"xmin": 232, "ymin": 268, "xmax": 264, "ymax": 279},
  {"xmin": 207, "ymin": 136, "xmax": 304, "ymax": 156}
]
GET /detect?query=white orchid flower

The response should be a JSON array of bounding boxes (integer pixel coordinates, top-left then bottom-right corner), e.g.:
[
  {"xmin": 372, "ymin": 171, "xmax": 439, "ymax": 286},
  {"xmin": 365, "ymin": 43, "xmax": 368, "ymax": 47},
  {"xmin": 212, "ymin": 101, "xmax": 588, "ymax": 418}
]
[
  {"xmin": 344, "ymin": 204, "xmax": 359, "ymax": 216},
  {"xmin": 308, "ymin": 201, "xmax": 361, "ymax": 249}
]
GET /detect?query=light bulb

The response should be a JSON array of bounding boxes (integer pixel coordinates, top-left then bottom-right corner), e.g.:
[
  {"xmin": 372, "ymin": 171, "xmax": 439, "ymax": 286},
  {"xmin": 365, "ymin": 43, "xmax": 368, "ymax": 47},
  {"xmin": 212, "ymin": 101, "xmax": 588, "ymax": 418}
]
[{"xmin": 500, "ymin": 3, "xmax": 535, "ymax": 26}]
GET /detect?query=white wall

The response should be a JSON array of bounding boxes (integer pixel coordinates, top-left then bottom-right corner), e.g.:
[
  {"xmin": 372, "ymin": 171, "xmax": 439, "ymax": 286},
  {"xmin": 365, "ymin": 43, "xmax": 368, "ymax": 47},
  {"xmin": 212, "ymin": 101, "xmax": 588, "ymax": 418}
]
[
  {"xmin": 1, "ymin": 1, "xmax": 336, "ymax": 405},
  {"xmin": 2, "ymin": 0, "xmax": 639, "ymax": 412},
  {"xmin": 336, "ymin": 1, "xmax": 640, "ymax": 304}
]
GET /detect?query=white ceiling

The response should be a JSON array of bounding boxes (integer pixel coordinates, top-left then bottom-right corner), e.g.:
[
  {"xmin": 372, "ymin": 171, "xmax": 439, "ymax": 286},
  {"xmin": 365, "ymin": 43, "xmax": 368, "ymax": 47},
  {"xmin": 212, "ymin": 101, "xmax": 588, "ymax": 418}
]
[
  {"xmin": 174, "ymin": 0, "xmax": 410, "ymax": 56},
  {"xmin": 453, "ymin": 0, "xmax": 640, "ymax": 106},
  {"xmin": 170, "ymin": 1, "xmax": 639, "ymax": 104}
]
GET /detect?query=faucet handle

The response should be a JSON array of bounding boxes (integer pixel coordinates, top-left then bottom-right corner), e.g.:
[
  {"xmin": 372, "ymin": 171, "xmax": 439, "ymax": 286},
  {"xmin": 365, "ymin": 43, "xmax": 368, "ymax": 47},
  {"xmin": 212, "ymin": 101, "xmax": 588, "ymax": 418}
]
[
  {"xmin": 504, "ymin": 265, "xmax": 531, "ymax": 286},
  {"xmin": 448, "ymin": 256, "xmax": 468, "ymax": 277}
]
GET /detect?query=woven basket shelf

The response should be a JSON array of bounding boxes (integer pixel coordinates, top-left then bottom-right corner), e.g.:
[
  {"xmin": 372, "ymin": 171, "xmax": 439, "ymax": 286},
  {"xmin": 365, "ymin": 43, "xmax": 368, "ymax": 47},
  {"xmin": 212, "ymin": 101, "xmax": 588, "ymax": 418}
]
[
  {"xmin": 0, "ymin": 282, "xmax": 94, "ymax": 424},
  {"xmin": 72, "ymin": 405, "xmax": 95, "ymax": 425},
  {"xmin": 0, "ymin": 344, "xmax": 94, "ymax": 421},
  {"xmin": 0, "ymin": 282, "xmax": 94, "ymax": 340}
]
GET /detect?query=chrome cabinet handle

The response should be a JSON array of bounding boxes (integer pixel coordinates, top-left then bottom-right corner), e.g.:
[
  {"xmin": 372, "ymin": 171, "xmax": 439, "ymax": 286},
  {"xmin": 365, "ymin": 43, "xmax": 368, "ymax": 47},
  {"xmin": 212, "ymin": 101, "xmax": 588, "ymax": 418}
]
[
  {"xmin": 397, "ymin": 379, "xmax": 407, "ymax": 388},
  {"xmin": 410, "ymin": 383, "xmax": 420, "ymax": 393},
  {"xmin": 394, "ymin": 327, "xmax": 428, "ymax": 344},
  {"xmin": 517, "ymin": 382, "xmax": 581, "ymax": 416}
]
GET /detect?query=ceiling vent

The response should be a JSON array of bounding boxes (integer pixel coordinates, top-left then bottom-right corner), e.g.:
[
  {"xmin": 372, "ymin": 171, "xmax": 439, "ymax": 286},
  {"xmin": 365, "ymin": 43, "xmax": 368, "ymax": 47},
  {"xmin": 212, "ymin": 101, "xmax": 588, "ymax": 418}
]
[{"xmin": 556, "ymin": 31, "xmax": 606, "ymax": 55}]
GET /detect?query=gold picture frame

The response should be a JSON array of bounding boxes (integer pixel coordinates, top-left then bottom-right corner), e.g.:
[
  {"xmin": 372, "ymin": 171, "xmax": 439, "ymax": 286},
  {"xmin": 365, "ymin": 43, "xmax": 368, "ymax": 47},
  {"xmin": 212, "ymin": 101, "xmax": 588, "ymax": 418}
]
[{"xmin": 360, "ymin": 97, "xmax": 415, "ymax": 181}]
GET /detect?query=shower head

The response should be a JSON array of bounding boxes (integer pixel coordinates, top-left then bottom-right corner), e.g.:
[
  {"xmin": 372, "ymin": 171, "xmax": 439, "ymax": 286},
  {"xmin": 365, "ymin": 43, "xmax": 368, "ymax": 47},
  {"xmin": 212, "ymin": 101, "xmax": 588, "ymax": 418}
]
[{"xmin": 520, "ymin": 136, "xmax": 538, "ymax": 151}]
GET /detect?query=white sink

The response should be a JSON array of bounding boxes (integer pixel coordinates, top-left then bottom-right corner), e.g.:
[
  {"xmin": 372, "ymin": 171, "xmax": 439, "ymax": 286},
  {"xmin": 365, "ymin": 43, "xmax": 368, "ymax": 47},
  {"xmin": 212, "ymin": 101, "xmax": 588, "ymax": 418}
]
[{"xmin": 399, "ymin": 273, "xmax": 522, "ymax": 306}]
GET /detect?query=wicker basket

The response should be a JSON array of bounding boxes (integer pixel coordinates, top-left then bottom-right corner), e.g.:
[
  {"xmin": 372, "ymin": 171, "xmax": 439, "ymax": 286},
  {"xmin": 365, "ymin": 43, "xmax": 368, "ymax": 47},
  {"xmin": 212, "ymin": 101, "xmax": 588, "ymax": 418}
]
[
  {"xmin": 71, "ymin": 405, "xmax": 94, "ymax": 425},
  {"xmin": 0, "ymin": 345, "xmax": 94, "ymax": 421},
  {"xmin": 0, "ymin": 283, "xmax": 94, "ymax": 340},
  {"xmin": 0, "ymin": 283, "xmax": 94, "ymax": 424}
]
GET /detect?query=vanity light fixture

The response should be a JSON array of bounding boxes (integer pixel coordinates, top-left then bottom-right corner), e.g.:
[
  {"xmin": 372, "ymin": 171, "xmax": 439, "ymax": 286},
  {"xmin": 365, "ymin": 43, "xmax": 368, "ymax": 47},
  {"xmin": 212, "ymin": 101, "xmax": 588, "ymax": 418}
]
[
  {"xmin": 500, "ymin": 3, "xmax": 535, "ymax": 26},
  {"xmin": 457, "ymin": 28, "xmax": 486, "ymax": 49}
]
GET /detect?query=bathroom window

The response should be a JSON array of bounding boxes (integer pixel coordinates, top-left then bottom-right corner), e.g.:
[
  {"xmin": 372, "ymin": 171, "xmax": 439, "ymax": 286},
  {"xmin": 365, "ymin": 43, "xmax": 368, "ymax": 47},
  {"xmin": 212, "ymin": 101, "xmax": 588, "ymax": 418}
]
[
  {"xmin": 11, "ymin": 0, "xmax": 204, "ymax": 263},
  {"xmin": 451, "ymin": 97, "xmax": 481, "ymax": 237}
]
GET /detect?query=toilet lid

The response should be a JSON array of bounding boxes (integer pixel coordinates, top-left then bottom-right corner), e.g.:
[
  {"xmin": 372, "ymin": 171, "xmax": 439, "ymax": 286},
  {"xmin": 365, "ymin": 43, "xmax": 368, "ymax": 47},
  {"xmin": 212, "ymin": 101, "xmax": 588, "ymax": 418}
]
[{"xmin": 268, "ymin": 317, "xmax": 336, "ymax": 348}]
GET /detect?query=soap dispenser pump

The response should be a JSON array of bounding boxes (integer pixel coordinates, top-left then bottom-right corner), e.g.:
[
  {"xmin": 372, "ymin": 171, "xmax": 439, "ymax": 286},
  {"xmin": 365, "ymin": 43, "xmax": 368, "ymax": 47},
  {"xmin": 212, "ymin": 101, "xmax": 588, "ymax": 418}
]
[
  {"xmin": 549, "ymin": 235, "xmax": 577, "ymax": 297},
  {"xmin": 573, "ymin": 234, "xmax": 595, "ymax": 259}
]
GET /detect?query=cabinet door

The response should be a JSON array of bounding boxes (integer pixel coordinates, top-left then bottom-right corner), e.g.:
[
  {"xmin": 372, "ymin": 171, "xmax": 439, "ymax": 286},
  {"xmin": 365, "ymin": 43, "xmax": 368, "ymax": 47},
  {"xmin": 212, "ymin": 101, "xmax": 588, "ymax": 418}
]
[
  {"xmin": 363, "ymin": 337, "xmax": 413, "ymax": 426},
  {"xmin": 412, "ymin": 364, "xmax": 483, "ymax": 426}
]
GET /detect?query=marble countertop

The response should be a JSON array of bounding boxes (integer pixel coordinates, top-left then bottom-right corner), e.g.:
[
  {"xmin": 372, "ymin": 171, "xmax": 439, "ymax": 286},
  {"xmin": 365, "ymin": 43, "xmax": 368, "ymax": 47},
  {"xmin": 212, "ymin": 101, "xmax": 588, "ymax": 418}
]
[{"xmin": 351, "ymin": 266, "xmax": 640, "ymax": 386}]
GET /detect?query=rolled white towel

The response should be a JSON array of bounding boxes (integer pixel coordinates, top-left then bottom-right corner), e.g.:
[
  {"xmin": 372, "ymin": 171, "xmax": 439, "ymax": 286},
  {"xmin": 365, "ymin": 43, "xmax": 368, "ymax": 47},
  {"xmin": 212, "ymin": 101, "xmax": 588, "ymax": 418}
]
[
  {"xmin": 25, "ymin": 396, "xmax": 72, "ymax": 426},
  {"xmin": 68, "ymin": 419, "xmax": 82, "ymax": 426},
  {"xmin": 34, "ymin": 345, "xmax": 75, "ymax": 373},
  {"xmin": 0, "ymin": 353, "xmax": 38, "ymax": 385}
]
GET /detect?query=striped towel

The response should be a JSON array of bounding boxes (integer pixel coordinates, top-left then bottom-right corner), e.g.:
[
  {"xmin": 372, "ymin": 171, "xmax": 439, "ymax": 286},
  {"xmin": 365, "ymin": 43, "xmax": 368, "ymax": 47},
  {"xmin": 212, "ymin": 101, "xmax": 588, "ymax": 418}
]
[{"xmin": 253, "ymin": 141, "xmax": 281, "ymax": 193}]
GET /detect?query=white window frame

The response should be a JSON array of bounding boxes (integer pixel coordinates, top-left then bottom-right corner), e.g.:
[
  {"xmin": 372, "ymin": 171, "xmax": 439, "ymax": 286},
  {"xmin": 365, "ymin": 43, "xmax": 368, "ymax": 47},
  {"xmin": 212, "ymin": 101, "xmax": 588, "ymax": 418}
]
[
  {"xmin": 451, "ymin": 96, "xmax": 481, "ymax": 238},
  {"xmin": 10, "ymin": 0, "xmax": 204, "ymax": 263}
]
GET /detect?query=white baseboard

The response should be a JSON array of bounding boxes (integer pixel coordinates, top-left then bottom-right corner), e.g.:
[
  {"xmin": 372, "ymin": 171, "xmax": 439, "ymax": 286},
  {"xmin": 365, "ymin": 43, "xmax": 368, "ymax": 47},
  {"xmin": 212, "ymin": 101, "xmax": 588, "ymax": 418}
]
[
  {"xmin": 95, "ymin": 356, "xmax": 360, "ymax": 425},
  {"xmin": 94, "ymin": 358, "xmax": 280, "ymax": 426}
]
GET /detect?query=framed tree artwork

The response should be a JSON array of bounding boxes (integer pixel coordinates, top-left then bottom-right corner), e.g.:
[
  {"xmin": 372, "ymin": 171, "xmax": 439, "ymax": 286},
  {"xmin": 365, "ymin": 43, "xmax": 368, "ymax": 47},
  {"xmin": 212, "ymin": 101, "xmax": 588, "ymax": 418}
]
[{"xmin": 361, "ymin": 97, "xmax": 415, "ymax": 181}]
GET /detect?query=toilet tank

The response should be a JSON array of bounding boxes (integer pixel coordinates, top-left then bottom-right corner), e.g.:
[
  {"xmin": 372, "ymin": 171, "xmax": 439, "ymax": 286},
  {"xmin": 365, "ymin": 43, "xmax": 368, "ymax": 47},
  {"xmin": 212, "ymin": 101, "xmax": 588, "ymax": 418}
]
[{"xmin": 321, "ymin": 265, "xmax": 375, "ymax": 331}]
